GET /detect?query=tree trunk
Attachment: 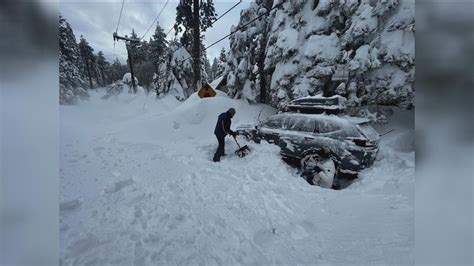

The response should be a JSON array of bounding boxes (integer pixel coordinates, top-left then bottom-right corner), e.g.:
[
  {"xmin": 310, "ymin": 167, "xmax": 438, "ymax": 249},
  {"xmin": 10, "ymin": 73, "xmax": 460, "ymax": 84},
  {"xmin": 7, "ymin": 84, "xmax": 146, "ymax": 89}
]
[
  {"xmin": 258, "ymin": 25, "xmax": 269, "ymax": 103},
  {"xmin": 193, "ymin": 0, "xmax": 201, "ymax": 92},
  {"xmin": 100, "ymin": 68, "xmax": 105, "ymax": 86},
  {"xmin": 85, "ymin": 59, "xmax": 93, "ymax": 89},
  {"xmin": 126, "ymin": 44, "xmax": 137, "ymax": 93}
]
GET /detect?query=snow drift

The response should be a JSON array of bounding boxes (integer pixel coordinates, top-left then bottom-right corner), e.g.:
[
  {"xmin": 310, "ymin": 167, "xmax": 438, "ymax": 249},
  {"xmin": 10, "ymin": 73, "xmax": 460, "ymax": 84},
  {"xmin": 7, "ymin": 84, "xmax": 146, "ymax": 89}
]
[{"xmin": 60, "ymin": 89, "xmax": 414, "ymax": 264}]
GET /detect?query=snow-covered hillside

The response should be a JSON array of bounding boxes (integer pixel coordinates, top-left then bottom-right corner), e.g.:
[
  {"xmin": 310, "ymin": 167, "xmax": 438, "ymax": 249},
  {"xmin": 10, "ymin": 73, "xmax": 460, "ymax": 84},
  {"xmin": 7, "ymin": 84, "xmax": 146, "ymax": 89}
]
[
  {"xmin": 225, "ymin": 0, "xmax": 414, "ymax": 110},
  {"xmin": 60, "ymin": 90, "xmax": 414, "ymax": 264}
]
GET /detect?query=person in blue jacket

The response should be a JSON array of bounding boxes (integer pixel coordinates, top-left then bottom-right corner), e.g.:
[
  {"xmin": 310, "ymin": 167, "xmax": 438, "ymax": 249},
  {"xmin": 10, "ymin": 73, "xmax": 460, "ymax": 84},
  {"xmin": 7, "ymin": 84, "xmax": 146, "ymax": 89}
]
[{"xmin": 213, "ymin": 108, "xmax": 237, "ymax": 162}]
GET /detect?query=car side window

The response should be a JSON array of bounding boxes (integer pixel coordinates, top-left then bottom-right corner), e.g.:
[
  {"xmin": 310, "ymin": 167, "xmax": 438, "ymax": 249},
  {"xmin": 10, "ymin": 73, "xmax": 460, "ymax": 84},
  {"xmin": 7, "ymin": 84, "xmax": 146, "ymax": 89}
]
[
  {"xmin": 318, "ymin": 121, "xmax": 342, "ymax": 134},
  {"xmin": 287, "ymin": 117, "xmax": 315, "ymax": 132},
  {"xmin": 263, "ymin": 117, "xmax": 284, "ymax": 129}
]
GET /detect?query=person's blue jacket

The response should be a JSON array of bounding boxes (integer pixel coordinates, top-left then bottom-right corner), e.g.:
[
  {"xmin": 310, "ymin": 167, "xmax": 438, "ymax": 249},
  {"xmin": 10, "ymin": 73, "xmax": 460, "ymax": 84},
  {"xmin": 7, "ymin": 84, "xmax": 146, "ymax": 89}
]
[{"xmin": 214, "ymin": 111, "xmax": 233, "ymax": 138}]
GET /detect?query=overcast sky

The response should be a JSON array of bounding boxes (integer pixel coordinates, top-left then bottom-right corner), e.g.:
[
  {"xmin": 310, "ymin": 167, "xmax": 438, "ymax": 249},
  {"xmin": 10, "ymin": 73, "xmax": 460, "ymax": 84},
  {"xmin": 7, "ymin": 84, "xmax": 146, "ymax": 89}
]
[{"xmin": 60, "ymin": 1, "xmax": 252, "ymax": 64}]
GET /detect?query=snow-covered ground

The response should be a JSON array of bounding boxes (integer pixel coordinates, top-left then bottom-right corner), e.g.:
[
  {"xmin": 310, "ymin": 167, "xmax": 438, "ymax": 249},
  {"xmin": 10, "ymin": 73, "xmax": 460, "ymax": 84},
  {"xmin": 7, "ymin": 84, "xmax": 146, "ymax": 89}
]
[{"xmin": 60, "ymin": 89, "xmax": 414, "ymax": 265}]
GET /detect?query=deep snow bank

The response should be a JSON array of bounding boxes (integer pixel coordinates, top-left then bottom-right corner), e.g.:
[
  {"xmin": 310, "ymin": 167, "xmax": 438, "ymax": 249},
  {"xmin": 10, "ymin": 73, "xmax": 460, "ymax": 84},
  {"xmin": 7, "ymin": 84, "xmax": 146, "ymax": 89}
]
[{"xmin": 60, "ymin": 90, "xmax": 414, "ymax": 264}]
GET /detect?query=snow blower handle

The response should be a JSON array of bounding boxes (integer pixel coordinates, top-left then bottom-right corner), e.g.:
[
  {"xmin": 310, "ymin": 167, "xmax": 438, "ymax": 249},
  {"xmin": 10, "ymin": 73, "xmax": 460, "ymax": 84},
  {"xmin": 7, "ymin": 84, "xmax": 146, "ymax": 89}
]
[{"xmin": 232, "ymin": 135, "xmax": 242, "ymax": 149}]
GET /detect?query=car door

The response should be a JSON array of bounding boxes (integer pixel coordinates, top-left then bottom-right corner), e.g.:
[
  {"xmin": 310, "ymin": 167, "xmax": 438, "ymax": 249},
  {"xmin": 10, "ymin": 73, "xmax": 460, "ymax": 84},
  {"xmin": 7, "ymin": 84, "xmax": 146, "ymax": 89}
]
[
  {"xmin": 280, "ymin": 116, "xmax": 316, "ymax": 158},
  {"xmin": 258, "ymin": 116, "xmax": 286, "ymax": 145}
]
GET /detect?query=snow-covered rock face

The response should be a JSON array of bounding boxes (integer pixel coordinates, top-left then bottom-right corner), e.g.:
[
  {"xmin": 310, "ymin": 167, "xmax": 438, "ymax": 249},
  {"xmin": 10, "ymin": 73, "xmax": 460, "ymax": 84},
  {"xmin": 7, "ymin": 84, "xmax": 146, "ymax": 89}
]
[{"xmin": 226, "ymin": 0, "xmax": 415, "ymax": 110}]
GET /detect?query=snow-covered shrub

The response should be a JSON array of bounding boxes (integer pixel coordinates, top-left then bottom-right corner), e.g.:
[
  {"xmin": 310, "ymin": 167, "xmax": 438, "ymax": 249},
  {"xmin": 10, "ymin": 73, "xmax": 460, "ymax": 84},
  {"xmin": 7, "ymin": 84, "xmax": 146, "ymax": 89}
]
[
  {"xmin": 348, "ymin": 45, "xmax": 381, "ymax": 73},
  {"xmin": 372, "ymin": 0, "xmax": 399, "ymax": 17},
  {"xmin": 345, "ymin": 3, "xmax": 378, "ymax": 39},
  {"xmin": 355, "ymin": 107, "xmax": 388, "ymax": 124},
  {"xmin": 122, "ymin": 73, "xmax": 138, "ymax": 89},
  {"xmin": 304, "ymin": 33, "xmax": 341, "ymax": 62}
]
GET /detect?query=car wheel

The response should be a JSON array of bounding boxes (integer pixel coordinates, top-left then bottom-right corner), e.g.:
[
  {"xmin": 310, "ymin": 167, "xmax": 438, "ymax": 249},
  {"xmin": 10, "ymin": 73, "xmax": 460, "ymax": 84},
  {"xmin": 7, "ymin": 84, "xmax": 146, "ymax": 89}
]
[{"xmin": 300, "ymin": 153, "xmax": 336, "ymax": 189}]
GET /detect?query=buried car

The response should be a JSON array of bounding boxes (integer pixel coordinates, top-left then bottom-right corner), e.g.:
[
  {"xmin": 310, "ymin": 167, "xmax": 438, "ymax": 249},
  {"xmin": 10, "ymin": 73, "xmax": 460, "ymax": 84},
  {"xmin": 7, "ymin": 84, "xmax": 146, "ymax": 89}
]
[{"xmin": 236, "ymin": 113, "xmax": 380, "ymax": 187}]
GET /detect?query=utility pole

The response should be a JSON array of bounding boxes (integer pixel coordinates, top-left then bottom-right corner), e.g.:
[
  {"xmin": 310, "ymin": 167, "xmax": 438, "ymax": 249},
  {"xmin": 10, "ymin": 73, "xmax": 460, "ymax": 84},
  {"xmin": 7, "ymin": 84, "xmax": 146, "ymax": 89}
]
[
  {"xmin": 113, "ymin": 32, "xmax": 140, "ymax": 92},
  {"xmin": 193, "ymin": 0, "xmax": 201, "ymax": 91}
]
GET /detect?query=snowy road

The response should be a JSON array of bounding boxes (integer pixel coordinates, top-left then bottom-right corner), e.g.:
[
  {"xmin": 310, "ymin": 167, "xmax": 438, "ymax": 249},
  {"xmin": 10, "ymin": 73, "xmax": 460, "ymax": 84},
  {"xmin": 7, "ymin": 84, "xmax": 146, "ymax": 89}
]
[{"xmin": 60, "ymin": 90, "xmax": 414, "ymax": 265}]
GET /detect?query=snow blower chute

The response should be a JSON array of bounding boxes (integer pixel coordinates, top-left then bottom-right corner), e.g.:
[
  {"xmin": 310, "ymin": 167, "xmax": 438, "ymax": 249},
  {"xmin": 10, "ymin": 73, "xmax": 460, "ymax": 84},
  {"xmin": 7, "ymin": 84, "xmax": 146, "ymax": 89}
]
[{"xmin": 233, "ymin": 135, "xmax": 250, "ymax": 158}]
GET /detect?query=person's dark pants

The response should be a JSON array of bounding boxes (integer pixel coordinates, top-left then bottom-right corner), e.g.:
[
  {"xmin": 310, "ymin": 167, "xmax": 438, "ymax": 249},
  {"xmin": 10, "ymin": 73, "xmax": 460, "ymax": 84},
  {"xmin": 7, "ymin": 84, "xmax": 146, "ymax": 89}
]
[{"xmin": 213, "ymin": 134, "xmax": 225, "ymax": 162}]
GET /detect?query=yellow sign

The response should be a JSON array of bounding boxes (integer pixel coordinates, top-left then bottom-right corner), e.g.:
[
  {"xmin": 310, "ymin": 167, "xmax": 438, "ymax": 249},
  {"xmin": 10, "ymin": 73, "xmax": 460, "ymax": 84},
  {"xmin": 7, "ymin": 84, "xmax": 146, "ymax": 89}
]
[{"xmin": 198, "ymin": 82, "xmax": 217, "ymax": 98}]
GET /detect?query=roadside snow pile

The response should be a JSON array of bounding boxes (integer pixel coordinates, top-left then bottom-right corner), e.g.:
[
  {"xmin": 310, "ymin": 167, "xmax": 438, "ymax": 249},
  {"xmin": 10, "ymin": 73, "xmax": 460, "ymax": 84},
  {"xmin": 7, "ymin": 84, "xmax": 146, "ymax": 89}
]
[
  {"xmin": 60, "ymin": 91, "xmax": 414, "ymax": 264},
  {"xmin": 101, "ymin": 73, "xmax": 146, "ymax": 99},
  {"xmin": 122, "ymin": 73, "xmax": 138, "ymax": 85}
]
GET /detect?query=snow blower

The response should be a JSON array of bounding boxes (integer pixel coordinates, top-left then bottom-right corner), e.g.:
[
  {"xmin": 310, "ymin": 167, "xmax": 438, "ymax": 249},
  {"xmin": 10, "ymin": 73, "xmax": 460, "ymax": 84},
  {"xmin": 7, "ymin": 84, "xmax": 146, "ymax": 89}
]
[{"xmin": 233, "ymin": 135, "xmax": 250, "ymax": 157}]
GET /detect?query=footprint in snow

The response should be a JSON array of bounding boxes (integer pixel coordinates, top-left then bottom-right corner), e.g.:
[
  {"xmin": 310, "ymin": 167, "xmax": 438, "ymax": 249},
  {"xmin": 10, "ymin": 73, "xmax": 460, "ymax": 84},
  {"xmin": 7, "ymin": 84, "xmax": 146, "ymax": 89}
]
[
  {"xmin": 290, "ymin": 225, "xmax": 309, "ymax": 240},
  {"xmin": 60, "ymin": 199, "xmax": 82, "ymax": 213},
  {"xmin": 104, "ymin": 178, "xmax": 134, "ymax": 194},
  {"xmin": 253, "ymin": 228, "xmax": 275, "ymax": 247},
  {"xmin": 173, "ymin": 121, "xmax": 180, "ymax": 129}
]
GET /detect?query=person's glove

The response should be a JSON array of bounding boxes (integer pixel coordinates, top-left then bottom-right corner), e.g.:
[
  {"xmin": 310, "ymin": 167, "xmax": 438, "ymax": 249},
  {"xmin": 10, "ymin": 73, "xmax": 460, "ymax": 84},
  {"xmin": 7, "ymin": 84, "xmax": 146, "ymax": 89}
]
[{"xmin": 230, "ymin": 131, "xmax": 237, "ymax": 137}]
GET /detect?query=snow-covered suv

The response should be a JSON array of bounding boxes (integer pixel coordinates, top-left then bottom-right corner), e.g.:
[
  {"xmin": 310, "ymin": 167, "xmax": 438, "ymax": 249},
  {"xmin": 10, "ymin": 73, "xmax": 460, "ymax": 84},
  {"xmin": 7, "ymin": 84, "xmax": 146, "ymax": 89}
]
[{"xmin": 236, "ymin": 113, "xmax": 380, "ymax": 178}]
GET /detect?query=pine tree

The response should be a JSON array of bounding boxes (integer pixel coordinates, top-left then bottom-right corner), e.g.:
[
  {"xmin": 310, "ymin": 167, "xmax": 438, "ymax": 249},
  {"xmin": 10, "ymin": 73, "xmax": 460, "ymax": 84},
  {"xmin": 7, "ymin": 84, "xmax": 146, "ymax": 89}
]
[
  {"xmin": 216, "ymin": 47, "xmax": 227, "ymax": 78},
  {"xmin": 203, "ymin": 56, "xmax": 211, "ymax": 82},
  {"xmin": 78, "ymin": 35, "xmax": 95, "ymax": 89},
  {"xmin": 200, "ymin": 45, "xmax": 211, "ymax": 83},
  {"xmin": 149, "ymin": 24, "xmax": 168, "ymax": 73},
  {"xmin": 128, "ymin": 29, "xmax": 147, "ymax": 64},
  {"xmin": 174, "ymin": 0, "xmax": 217, "ymax": 51},
  {"xmin": 109, "ymin": 58, "xmax": 128, "ymax": 82},
  {"xmin": 153, "ymin": 40, "xmax": 192, "ymax": 100},
  {"xmin": 90, "ymin": 53, "xmax": 102, "ymax": 86},
  {"xmin": 218, "ymin": 47, "xmax": 226, "ymax": 63},
  {"xmin": 96, "ymin": 51, "xmax": 109, "ymax": 86},
  {"xmin": 210, "ymin": 58, "xmax": 219, "ymax": 81},
  {"xmin": 59, "ymin": 13, "xmax": 88, "ymax": 104}
]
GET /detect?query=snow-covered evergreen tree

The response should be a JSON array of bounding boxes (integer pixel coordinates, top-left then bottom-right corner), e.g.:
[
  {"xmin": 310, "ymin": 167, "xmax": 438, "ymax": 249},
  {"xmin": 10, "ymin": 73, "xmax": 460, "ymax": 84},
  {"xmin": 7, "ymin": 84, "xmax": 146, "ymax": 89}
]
[
  {"xmin": 153, "ymin": 40, "xmax": 192, "ymax": 100},
  {"xmin": 226, "ymin": 0, "xmax": 274, "ymax": 103},
  {"xmin": 174, "ymin": 0, "xmax": 217, "ymax": 51},
  {"xmin": 210, "ymin": 57, "xmax": 219, "ymax": 81},
  {"xmin": 108, "ymin": 58, "xmax": 128, "ymax": 83},
  {"xmin": 226, "ymin": 0, "xmax": 415, "ymax": 110},
  {"xmin": 96, "ymin": 51, "xmax": 109, "ymax": 86},
  {"xmin": 59, "ymin": 13, "xmax": 89, "ymax": 105},
  {"xmin": 216, "ymin": 47, "xmax": 227, "ymax": 78},
  {"xmin": 148, "ymin": 24, "xmax": 168, "ymax": 73},
  {"xmin": 78, "ymin": 35, "xmax": 95, "ymax": 89}
]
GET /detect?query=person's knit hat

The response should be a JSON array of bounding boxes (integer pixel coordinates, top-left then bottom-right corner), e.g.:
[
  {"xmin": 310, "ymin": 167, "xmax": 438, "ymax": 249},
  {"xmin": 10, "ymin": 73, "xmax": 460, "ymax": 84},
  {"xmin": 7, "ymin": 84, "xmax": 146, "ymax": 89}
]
[{"xmin": 228, "ymin": 108, "xmax": 236, "ymax": 116}]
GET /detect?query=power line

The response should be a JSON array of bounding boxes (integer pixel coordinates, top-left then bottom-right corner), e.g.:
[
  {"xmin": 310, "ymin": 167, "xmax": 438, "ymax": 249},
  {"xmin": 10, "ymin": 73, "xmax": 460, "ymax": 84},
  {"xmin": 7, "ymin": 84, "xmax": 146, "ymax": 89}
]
[
  {"xmin": 166, "ymin": 23, "xmax": 175, "ymax": 37},
  {"xmin": 178, "ymin": 1, "xmax": 284, "ymax": 64},
  {"xmin": 211, "ymin": 0, "xmax": 242, "ymax": 27},
  {"xmin": 140, "ymin": 0, "xmax": 170, "ymax": 41},
  {"xmin": 165, "ymin": 0, "xmax": 242, "ymax": 58},
  {"xmin": 166, "ymin": 0, "xmax": 241, "ymax": 39},
  {"xmin": 115, "ymin": 0, "xmax": 125, "ymax": 33}
]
